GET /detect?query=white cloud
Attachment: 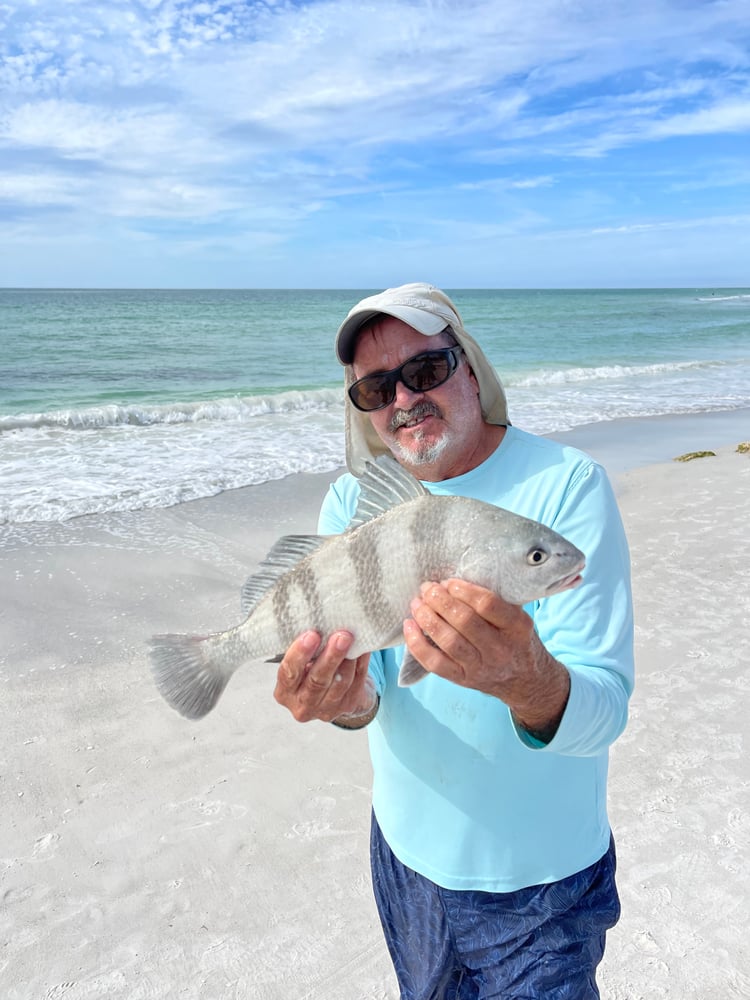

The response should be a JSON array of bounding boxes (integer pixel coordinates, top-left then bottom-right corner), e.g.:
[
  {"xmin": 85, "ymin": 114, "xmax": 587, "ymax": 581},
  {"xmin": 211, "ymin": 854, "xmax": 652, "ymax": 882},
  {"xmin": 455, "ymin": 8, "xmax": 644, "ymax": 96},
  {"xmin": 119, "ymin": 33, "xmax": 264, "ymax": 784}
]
[
  {"xmin": 1, "ymin": 97, "xmax": 231, "ymax": 171},
  {"xmin": 650, "ymin": 98, "xmax": 750, "ymax": 138},
  {"xmin": 458, "ymin": 175, "xmax": 555, "ymax": 192},
  {"xmin": 0, "ymin": 170, "xmax": 85, "ymax": 205},
  {"xmin": 571, "ymin": 95, "xmax": 750, "ymax": 156},
  {"xmin": 588, "ymin": 213, "xmax": 750, "ymax": 237}
]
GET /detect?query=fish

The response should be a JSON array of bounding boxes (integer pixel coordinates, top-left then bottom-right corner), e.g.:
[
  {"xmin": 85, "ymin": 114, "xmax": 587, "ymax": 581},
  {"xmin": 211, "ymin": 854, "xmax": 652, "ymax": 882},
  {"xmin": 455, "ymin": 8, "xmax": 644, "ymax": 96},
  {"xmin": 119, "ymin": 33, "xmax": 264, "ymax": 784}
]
[{"xmin": 149, "ymin": 454, "xmax": 585, "ymax": 719}]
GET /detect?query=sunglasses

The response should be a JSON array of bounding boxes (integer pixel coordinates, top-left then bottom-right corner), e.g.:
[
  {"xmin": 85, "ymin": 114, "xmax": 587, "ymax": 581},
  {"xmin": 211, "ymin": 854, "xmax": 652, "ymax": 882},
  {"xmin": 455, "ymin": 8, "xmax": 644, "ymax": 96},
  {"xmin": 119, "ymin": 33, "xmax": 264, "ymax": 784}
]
[{"xmin": 348, "ymin": 347, "xmax": 464, "ymax": 412}]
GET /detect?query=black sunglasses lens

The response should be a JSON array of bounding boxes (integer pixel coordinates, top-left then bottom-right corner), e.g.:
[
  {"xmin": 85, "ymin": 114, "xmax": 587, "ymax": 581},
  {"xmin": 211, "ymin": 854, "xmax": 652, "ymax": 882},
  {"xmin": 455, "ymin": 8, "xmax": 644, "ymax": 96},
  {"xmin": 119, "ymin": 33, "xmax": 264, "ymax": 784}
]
[
  {"xmin": 402, "ymin": 353, "xmax": 454, "ymax": 392},
  {"xmin": 349, "ymin": 349, "xmax": 459, "ymax": 412},
  {"xmin": 350, "ymin": 374, "xmax": 393, "ymax": 411}
]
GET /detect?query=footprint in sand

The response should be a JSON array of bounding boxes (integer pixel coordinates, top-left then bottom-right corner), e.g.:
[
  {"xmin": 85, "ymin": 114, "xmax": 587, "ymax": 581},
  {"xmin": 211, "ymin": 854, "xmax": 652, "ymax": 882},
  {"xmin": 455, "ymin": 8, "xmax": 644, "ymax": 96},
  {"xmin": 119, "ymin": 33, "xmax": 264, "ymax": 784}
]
[
  {"xmin": 194, "ymin": 799, "xmax": 248, "ymax": 821},
  {"xmin": 166, "ymin": 797, "xmax": 249, "ymax": 828},
  {"xmin": 727, "ymin": 968, "xmax": 750, "ymax": 997},
  {"xmin": 2, "ymin": 884, "xmax": 35, "ymax": 905},
  {"xmin": 726, "ymin": 807, "xmax": 750, "ymax": 847},
  {"xmin": 31, "ymin": 831, "xmax": 60, "ymax": 860},
  {"xmin": 45, "ymin": 984, "xmax": 76, "ymax": 1000},
  {"xmin": 285, "ymin": 819, "xmax": 334, "ymax": 841}
]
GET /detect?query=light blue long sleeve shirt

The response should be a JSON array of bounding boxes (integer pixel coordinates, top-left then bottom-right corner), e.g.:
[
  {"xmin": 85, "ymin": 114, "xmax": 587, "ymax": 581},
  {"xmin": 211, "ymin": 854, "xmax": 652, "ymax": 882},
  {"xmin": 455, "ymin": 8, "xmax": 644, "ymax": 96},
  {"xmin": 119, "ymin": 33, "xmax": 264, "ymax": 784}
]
[{"xmin": 319, "ymin": 426, "xmax": 634, "ymax": 892}]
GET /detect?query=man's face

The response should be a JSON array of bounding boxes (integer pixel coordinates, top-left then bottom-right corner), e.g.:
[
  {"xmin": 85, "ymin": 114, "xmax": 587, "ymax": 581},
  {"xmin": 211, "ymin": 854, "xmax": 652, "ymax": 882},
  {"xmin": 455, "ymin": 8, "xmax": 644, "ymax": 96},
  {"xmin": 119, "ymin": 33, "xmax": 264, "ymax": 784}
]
[{"xmin": 351, "ymin": 316, "xmax": 484, "ymax": 480}]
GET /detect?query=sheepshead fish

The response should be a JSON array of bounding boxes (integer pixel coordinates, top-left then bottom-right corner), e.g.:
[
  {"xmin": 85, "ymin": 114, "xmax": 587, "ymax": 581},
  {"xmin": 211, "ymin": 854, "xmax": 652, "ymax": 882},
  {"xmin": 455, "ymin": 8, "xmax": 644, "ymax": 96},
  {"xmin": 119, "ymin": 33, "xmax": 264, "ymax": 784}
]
[{"xmin": 149, "ymin": 454, "xmax": 584, "ymax": 719}]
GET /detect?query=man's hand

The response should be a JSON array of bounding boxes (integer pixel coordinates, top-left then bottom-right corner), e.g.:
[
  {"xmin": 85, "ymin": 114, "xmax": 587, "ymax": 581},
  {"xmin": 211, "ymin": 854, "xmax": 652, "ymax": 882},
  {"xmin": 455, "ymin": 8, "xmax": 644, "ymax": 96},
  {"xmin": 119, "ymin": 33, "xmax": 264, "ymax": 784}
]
[
  {"xmin": 403, "ymin": 579, "xmax": 570, "ymax": 742},
  {"xmin": 274, "ymin": 629, "xmax": 375, "ymax": 726}
]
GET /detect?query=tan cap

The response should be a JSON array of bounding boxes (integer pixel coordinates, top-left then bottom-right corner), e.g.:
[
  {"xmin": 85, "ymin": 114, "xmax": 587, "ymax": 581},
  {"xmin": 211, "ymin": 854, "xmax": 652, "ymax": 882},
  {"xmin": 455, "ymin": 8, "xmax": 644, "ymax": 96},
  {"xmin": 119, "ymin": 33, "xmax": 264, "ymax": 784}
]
[
  {"xmin": 336, "ymin": 283, "xmax": 463, "ymax": 363},
  {"xmin": 336, "ymin": 283, "xmax": 510, "ymax": 474}
]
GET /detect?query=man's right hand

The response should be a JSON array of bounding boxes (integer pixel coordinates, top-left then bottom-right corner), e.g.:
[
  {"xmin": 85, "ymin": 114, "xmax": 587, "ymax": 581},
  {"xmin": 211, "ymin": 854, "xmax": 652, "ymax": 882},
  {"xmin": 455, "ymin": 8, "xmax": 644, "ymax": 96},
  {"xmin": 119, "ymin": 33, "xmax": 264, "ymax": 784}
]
[{"xmin": 273, "ymin": 629, "xmax": 376, "ymax": 726}]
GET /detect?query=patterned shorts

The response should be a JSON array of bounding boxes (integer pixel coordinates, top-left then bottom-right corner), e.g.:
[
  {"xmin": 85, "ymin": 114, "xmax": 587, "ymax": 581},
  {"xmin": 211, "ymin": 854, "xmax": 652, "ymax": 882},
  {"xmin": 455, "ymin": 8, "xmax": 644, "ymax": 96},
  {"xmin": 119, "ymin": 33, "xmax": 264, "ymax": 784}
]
[{"xmin": 370, "ymin": 814, "xmax": 620, "ymax": 1000}]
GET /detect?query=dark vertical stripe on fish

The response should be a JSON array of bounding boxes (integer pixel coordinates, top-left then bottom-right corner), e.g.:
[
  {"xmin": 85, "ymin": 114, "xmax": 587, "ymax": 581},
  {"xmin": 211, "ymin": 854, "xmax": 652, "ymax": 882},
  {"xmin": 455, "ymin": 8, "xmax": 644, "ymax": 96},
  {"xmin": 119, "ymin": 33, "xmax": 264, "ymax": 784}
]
[
  {"xmin": 351, "ymin": 528, "xmax": 391, "ymax": 628},
  {"xmin": 272, "ymin": 561, "xmax": 325, "ymax": 646},
  {"xmin": 271, "ymin": 574, "xmax": 294, "ymax": 647},
  {"xmin": 409, "ymin": 498, "xmax": 449, "ymax": 582},
  {"xmin": 300, "ymin": 560, "xmax": 325, "ymax": 633}
]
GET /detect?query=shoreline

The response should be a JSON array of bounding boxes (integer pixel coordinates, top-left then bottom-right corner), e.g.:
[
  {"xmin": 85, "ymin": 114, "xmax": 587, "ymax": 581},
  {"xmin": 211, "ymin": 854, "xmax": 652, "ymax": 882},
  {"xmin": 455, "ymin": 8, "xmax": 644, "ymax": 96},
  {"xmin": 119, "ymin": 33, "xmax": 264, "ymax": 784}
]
[
  {"xmin": 547, "ymin": 406, "xmax": 750, "ymax": 478},
  {"xmin": 3, "ymin": 406, "xmax": 749, "ymax": 546},
  {"xmin": 2, "ymin": 408, "xmax": 749, "ymax": 998}
]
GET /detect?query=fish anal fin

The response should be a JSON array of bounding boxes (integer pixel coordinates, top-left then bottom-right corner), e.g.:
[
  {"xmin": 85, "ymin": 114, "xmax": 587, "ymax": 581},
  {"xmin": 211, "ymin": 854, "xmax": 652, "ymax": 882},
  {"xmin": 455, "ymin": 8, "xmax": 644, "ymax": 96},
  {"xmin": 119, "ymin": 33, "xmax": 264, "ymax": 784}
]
[{"xmin": 398, "ymin": 651, "xmax": 429, "ymax": 687}]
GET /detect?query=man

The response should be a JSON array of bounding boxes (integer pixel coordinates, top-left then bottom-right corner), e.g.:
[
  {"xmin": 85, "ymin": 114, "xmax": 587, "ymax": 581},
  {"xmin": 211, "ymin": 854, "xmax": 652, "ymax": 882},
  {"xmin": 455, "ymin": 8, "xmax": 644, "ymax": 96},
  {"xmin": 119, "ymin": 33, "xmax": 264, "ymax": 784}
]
[{"xmin": 274, "ymin": 283, "xmax": 633, "ymax": 999}]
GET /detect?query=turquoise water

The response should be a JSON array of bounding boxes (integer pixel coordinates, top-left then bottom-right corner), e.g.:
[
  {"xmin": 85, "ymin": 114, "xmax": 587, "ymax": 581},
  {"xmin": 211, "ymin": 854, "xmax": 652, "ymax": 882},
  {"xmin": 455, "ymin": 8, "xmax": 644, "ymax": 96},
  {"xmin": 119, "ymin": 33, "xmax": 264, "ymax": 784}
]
[{"xmin": 1, "ymin": 287, "xmax": 749, "ymax": 522}]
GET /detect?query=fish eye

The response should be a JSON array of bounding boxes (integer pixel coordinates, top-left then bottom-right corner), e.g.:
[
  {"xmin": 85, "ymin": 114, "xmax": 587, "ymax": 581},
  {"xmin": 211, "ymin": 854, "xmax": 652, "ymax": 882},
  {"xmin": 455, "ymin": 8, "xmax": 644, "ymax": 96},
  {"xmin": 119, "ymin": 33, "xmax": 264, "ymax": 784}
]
[{"xmin": 526, "ymin": 548, "xmax": 549, "ymax": 566}]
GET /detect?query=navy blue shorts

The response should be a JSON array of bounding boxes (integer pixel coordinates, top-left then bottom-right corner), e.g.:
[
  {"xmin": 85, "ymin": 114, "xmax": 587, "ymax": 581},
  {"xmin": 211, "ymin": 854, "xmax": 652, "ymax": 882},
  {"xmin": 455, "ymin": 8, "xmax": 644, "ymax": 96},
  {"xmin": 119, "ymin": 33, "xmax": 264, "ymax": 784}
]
[{"xmin": 370, "ymin": 814, "xmax": 620, "ymax": 1000}]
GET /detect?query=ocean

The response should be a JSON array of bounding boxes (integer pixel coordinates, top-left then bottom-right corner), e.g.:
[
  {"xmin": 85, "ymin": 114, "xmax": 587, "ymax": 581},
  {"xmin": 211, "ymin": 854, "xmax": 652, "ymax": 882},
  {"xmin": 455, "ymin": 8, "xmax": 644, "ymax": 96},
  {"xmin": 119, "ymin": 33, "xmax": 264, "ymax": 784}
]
[{"xmin": 2, "ymin": 287, "xmax": 749, "ymax": 524}]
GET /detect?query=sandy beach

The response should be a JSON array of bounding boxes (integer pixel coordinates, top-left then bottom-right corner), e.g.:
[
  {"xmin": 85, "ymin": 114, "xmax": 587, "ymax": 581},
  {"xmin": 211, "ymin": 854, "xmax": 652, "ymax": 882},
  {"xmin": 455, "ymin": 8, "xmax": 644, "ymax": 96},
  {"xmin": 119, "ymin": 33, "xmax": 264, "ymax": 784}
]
[{"xmin": 2, "ymin": 410, "xmax": 749, "ymax": 999}]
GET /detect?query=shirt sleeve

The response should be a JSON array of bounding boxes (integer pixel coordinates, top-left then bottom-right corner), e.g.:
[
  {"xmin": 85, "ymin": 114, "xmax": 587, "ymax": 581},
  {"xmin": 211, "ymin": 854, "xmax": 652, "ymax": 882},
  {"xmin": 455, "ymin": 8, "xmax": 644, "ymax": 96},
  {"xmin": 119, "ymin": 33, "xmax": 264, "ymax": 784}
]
[
  {"xmin": 513, "ymin": 460, "xmax": 634, "ymax": 757},
  {"xmin": 317, "ymin": 473, "xmax": 358, "ymax": 534}
]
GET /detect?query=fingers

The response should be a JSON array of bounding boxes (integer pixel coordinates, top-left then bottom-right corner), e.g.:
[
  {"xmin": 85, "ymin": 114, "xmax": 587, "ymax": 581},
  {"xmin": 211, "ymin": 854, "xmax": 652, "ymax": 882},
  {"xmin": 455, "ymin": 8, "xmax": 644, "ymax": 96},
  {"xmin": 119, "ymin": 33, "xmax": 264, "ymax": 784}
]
[
  {"xmin": 435, "ymin": 579, "xmax": 519, "ymax": 630},
  {"xmin": 404, "ymin": 580, "xmax": 534, "ymax": 689},
  {"xmin": 307, "ymin": 631, "xmax": 356, "ymax": 688},
  {"xmin": 406, "ymin": 589, "xmax": 478, "ymax": 676},
  {"xmin": 402, "ymin": 616, "xmax": 470, "ymax": 683},
  {"xmin": 276, "ymin": 629, "xmax": 321, "ymax": 689},
  {"xmin": 408, "ymin": 581, "xmax": 497, "ymax": 653},
  {"xmin": 274, "ymin": 630, "xmax": 372, "ymax": 723},
  {"xmin": 415, "ymin": 580, "xmax": 531, "ymax": 639}
]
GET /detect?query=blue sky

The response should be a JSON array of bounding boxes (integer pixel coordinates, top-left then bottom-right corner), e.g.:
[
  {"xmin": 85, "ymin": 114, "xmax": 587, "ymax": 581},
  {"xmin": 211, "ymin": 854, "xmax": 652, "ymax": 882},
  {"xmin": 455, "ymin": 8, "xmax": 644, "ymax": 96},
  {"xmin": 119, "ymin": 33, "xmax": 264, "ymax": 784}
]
[{"xmin": 1, "ymin": 0, "xmax": 749, "ymax": 288}]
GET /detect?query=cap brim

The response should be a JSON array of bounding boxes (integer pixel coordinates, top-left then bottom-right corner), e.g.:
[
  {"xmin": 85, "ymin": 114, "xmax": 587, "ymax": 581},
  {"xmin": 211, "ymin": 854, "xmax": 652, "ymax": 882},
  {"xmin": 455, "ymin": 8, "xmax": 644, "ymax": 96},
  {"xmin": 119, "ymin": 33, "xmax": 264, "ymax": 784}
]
[{"xmin": 336, "ymin": 306, "xmax": 448, "ymax": 364}]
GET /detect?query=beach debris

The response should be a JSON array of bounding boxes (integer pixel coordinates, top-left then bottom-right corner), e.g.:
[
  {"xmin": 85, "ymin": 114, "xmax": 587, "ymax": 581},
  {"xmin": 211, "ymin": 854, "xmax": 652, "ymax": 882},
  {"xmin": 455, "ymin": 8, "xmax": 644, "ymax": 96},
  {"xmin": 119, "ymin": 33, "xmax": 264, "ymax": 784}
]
[
  {"xmin": 737, "ymin": 442, "xmax": 750, "ymax": 454},
  {"xmin": 673, "ymin": 451, "xmax": 716, "ymax": 462},
  {"xmin": 149, "ymin": 455, "xmax": 585, "ymax": 719}
]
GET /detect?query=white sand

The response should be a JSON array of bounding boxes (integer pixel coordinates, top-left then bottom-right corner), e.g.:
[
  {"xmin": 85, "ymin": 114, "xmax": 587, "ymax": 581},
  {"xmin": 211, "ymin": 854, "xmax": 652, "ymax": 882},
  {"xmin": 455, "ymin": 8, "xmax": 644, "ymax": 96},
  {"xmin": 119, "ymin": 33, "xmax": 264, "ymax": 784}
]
[
  {"xmin": 2, "ymin": 421, "xmax": 749, "ymax": 999},
  {"xmin": 601, "ymin": 443, "xmax": 750, "ymax": 999}
]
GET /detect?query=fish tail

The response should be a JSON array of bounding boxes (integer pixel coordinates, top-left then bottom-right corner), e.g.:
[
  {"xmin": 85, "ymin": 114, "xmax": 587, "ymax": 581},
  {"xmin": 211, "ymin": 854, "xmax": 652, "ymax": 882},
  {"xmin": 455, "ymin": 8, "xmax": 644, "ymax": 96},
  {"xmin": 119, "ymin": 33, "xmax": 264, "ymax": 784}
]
[{"xmin": 149, "ymin": 633, "xmax": 234, "ymax": 720}]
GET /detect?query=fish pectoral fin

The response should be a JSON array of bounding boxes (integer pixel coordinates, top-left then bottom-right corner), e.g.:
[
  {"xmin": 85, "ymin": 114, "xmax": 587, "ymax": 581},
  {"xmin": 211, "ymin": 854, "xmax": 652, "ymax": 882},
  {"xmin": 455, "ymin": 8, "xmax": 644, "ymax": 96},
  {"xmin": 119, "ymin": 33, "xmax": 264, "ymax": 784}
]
[
  {"xmin": 397, "ymin": 652, "xmax": 429, "ymax": 687},
  {"xmin": 347, "ymin": 454, "xmax": 428, "ymax": 529},
  {"xmin": 241, "ymin": 534, "xmax": 327, "ymax": 615}
]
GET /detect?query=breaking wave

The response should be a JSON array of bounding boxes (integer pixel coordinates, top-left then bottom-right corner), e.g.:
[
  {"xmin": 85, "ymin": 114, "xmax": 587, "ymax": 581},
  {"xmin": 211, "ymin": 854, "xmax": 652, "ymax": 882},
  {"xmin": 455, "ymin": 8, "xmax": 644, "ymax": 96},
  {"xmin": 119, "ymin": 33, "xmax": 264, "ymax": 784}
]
[
  {"xmin": 0, "ymin": 388, "xmax": 342, "ymax": 433},
  {"xmin": 506, "ymin": 358, "xmax": 729, "ymax": 388},
  {"xmin": 695, "ymin": 294, "xmax": 750, "ymax": 303}
]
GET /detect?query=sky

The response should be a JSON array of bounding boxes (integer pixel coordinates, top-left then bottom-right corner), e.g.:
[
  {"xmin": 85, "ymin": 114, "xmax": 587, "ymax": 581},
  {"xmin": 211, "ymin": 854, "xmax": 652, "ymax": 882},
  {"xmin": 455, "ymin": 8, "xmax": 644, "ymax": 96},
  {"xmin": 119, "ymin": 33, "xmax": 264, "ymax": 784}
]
[{"xmin": 1, "ymin": 0, "xmax": 749, "ymax": 288}]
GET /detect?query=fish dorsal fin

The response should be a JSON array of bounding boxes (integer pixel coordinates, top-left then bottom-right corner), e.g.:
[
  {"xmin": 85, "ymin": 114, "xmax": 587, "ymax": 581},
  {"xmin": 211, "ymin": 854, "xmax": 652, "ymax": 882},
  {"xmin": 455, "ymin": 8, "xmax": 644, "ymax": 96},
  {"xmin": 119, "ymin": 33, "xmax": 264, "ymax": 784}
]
[
  {"xmin": 348, "ymin": 454, "xmax": 429, "ymax": 529},
  {"xmin": 240, "ymin": 534, "xmax": 326, "ymax": 616}
]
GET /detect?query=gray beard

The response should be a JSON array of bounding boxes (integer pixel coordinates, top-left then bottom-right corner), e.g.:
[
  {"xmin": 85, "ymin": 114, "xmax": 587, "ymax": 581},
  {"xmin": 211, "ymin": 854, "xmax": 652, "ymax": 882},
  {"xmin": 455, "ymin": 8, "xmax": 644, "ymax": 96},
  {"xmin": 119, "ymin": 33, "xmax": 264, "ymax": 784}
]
[
  {"xmin": 391, "ymin": 434, "xmax": 452, "ymax": 467},
  {"xmin": 388, "ymin": 402, "xmax": 452, "ymax": 467}
]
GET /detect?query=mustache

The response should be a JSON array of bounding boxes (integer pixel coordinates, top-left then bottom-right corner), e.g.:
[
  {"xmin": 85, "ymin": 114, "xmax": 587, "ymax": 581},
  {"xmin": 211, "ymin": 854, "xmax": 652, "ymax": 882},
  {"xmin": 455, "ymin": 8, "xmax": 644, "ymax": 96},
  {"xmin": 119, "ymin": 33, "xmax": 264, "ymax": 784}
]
[{"xmin": 388, "ymin": 401, "xmax": 442, "ymax": 433}]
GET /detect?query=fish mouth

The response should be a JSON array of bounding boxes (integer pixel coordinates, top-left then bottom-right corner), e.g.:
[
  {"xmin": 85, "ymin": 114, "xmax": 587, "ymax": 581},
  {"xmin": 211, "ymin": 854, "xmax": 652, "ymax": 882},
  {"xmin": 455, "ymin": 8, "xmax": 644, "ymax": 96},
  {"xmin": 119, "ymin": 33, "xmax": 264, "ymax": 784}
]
[{"xmin": 547, "ymin": 560, "xmax": 586, "ymax": 594}]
